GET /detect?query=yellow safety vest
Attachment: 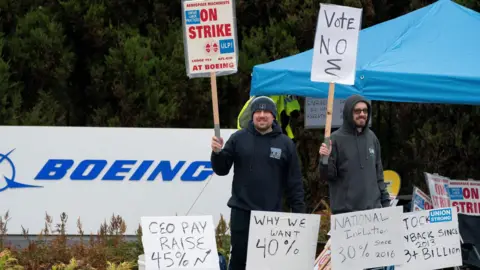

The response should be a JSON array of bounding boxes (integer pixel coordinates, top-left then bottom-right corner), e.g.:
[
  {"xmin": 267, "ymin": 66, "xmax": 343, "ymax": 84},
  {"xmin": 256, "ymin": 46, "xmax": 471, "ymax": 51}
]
[{"xmin": 237, "ymin": 95, "xmax": 300, "ymax": 139}]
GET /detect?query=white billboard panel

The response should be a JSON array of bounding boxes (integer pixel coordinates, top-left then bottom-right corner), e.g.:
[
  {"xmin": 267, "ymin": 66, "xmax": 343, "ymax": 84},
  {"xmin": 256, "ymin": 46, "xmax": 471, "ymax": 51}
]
[{"xmin": 0, "ymin": 126, "xmax": 235, "ymax": 235}]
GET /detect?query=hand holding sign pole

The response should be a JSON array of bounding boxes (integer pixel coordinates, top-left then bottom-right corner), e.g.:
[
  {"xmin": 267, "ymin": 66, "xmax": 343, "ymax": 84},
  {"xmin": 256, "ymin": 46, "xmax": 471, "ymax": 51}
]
[
  {"xmin": 311, "ymin": 3, "xmax": 362, "ymax": 165},
  {"xmin": 181, "ymin": 0, "xmax": 239, "ymax": 139}
]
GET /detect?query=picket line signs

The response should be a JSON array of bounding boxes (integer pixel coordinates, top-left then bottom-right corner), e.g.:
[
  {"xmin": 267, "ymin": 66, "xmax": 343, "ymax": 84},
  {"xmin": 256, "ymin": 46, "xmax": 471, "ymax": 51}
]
[
  {"xmin": 138, "ymin": 207, "xmax": 463, "ymax": 270},
  {"xmin": 311, "ymin": 3, "xmax": 362, "ymax": 85},
  {"xmin": 246, "ymin": 211, "xmax": 321, "ymax": 270},
  {"xmin": 141, "ymin": 215, "xmax": 220, "ymax": 269},
  {"xmin": 330, "ymin": 206, "xmax": 405, "ymax": 270},
  {"xmin": 449, "ymin": 179, "xmax": 480, "ymax": 216},
  {"xmin": 424, "ymin": 172, "xmax": 451, "ymax": 208},
  {"xmin": 329, "ymin": 205, "xmax": 463, "ymax": 270},
  {"xmin": 412, "ymin": 186, "xmax": 433, "ymax": 211},
  {"xmin": 304, "ymin": 97, "xmax": 372, "ymax": 129},
  {"xmin": 424, "ymin": 172, "xmax": 480, "ymax": 216},
  {"xmin": 181, "ymin": 0, "xmax": 238, "ymax": 77},
  {"xmin": 181, "ymin": 0, "xmax": 239, "ymax": 138},
  {"xmin": 396, "ymin": 207, "xmax": 462, "ymax": 270}
]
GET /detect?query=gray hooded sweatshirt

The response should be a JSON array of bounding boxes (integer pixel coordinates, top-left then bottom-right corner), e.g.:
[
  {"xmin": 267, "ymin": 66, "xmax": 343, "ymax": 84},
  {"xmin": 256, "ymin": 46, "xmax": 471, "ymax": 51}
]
[{"xmin": 319, "ymin": 95, "xmax": 390, "ymax": 214}]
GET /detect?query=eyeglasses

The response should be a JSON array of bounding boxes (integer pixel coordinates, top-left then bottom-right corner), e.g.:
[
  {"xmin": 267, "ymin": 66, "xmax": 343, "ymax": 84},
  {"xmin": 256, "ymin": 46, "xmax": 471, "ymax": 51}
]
[{"xmin": 354, "ymin": 108, "xmax": 368, "ymax": 114}]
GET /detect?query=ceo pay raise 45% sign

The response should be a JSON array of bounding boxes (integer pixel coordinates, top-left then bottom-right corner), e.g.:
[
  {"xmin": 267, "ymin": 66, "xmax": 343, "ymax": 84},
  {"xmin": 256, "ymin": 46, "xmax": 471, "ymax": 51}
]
[{"xmin": 256, "ymin": 238, "xmax": 300, "ymax": 258}]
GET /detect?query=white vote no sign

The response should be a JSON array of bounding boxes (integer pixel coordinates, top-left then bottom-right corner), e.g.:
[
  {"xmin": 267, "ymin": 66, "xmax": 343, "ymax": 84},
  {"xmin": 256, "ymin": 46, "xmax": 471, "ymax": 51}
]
[{"xmin": 311, "ymin": 3, "xmax": 363, "ymax": 85}]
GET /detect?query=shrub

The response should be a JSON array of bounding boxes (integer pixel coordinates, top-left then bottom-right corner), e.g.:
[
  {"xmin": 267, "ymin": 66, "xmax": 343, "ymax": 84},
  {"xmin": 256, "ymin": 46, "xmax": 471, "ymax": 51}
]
[
  {"xmin": 215, "ymin": 214, "xmax": 231, "ymax": 263},
  {"xmin": 0, "ymin": 249, "xmax": 24, "ymax": 269},
  {"xmin": 312, "ymin": 199, "xmax": 332, "ymax": 243},
  {"xmin": 0, "ymin": 211, "xmax": 234, "ymax": 270},
  {"xmin": 1, "ymin": 211, "xmax": 144, "ymax": 269},
  {"xmin": 1, "ymin": 210, "xmax": 327, "ymax": 269}
]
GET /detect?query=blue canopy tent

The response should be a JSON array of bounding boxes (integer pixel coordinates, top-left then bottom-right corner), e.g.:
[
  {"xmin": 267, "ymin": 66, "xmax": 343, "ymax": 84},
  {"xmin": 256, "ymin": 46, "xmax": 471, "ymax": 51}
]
[{"xmin": 249, "ymin": 0, "xmax": 480, "ymax": 105}]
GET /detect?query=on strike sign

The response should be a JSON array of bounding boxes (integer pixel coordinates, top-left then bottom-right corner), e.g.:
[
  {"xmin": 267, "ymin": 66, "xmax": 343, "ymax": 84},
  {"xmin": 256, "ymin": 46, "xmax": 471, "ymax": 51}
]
[
  {"xmin": 181, "ymin": 0, "xmax": 238, "ymax": 77},
  {"xmin": 424, "ymin": 172, "xmax": 451, "ymax": 208},
  {"xmin": 412, "ymin": 186, "xmax": 433, "ymax": 211},
  {"xmin": 449, "ymin": 180, "xmax": 480, "ymax": 216}
]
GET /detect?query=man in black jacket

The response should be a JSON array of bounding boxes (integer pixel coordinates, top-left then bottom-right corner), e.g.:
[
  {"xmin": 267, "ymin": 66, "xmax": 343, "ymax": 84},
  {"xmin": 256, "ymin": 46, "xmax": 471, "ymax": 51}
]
[
  {"xmin": 211, "ymin": 96, "xmax": 306, "ymax": 270},
  {"xmin": 319, "ymin": 94, "xmax": 390, "ymax": 215}
]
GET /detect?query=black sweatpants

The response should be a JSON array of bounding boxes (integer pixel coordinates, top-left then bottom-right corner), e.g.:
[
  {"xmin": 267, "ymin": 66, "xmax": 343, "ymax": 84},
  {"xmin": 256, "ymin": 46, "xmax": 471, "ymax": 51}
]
[{"xmin": 228, "ymin": 207, "xmax": 251, "ymax": 270}]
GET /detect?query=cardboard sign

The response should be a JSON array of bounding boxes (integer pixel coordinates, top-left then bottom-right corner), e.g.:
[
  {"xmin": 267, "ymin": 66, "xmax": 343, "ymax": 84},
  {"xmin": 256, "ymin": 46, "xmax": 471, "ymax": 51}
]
[
  {"xmin": 330, "ymin": 207, "xmax": 405, "ymax": 270},
  {"xmin": 412, "ymin": 186, "xmax": 433, "ymax": 211},
  {"xmin": 424, "ymin": 172, "xmax": 451, "ymax": 208},
  {"xmin": 311, "ymin": 3, "xmax": 362, "ymax": 85},
  {"xmin": 141, "ymin": 215, "xmax": 220, "ymax": 269},
  {"xmin": 449, "ymin": 179, "xmax": 480, "ymax": 216},
  {"xmin": 246, "ymin": 211, "xmax": 321, "ymax": 270},
  {"xmin": 304, "ymin": 98, "xmax": 372, "ymax": 129},
  {"xmin": 181, "ymin": 0, "xmax": 238, "ymax": 77},
  {"xmin": 396, "ymin": 207, "xmax": 462, "ymax": 269}
]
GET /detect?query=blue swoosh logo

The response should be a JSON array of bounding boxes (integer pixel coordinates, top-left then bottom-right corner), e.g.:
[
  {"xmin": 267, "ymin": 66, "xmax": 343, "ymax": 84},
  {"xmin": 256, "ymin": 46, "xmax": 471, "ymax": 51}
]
[{"xmin": 0, "ymin": 149, "xmax": 42, "ymax": 193}]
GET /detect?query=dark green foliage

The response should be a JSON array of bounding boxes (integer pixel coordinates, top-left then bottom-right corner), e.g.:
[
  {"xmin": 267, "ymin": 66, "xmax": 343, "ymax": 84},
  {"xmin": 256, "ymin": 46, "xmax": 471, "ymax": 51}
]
[
  {"xmin": 0, "ymin": 211, "xmax": 231, "ymax": 269},
  {"xmin": 0, "ymin": 0, "xmax": 479, "ymax": 214}
]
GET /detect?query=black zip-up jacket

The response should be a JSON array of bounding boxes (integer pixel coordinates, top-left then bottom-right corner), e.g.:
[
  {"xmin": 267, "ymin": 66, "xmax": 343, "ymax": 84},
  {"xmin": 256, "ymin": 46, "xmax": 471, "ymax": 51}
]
[
  {"xmin": 319, "ymin": 95, "xmax": 390, "ymax": 214},
  {"xmin": 211, "ymin": 120, "xmax": 306, "ymax": 213}
]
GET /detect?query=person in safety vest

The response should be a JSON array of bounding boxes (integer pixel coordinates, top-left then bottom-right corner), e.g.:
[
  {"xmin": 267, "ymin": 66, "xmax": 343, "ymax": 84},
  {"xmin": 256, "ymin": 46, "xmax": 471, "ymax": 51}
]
[
  {"xmin": 237, "ymin": 95, "xmax": 300, "ymax": 140},
  {"xmin": 211, "ymin": 96, "xmax": 306, "ymax": 270}
]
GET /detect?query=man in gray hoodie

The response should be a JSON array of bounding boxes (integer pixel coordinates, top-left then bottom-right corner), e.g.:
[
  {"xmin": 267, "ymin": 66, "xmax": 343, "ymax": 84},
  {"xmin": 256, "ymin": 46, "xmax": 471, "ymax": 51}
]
[{"xmin": 319, "ymin": 94, "xmax": 390, "ymax": 214}]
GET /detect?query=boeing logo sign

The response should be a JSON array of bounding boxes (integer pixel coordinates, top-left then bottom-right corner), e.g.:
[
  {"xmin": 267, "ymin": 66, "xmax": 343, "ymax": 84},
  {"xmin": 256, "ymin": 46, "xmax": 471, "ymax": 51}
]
[
  {"xmin": 1, "ymin": 127, "xmax": 235, "ymax": 235},
  {"xmin": 34, "ymin": 159, "xmax": 214, "ymax": 182},
  {"xmin": 0, "ymin": 150, "xmax": 215, "ymax": 194},
  {"xmin": 0, "ymin": 149, "xmax": 43, "ymax": 193}
]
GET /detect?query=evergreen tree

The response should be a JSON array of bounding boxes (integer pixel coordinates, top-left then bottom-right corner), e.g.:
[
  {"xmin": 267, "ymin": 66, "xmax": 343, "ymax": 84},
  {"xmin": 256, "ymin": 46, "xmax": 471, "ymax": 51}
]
[{"xmin": 0, "ymin": 0, "xmax": 478, "ymax": 211}]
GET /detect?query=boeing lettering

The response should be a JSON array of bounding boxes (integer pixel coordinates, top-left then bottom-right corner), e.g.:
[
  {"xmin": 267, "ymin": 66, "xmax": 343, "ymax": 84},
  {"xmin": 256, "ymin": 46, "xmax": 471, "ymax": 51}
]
[{"xmin": 34, "ymin": 159, "xmax": 213, "ymax": 181}]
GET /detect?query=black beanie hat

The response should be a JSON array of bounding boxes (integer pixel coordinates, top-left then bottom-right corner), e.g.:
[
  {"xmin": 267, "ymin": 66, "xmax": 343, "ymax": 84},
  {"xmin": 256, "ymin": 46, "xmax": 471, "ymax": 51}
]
[{"xmin": 250, "ymin": 96, "xmax": 277, "ymax": 119}]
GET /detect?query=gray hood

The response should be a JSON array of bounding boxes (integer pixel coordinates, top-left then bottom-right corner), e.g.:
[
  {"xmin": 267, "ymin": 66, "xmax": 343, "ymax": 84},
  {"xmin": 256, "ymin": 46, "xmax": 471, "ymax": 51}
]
[{"xmin": 341, "ymin": 94, "xmax": 371, "ymax": 134}]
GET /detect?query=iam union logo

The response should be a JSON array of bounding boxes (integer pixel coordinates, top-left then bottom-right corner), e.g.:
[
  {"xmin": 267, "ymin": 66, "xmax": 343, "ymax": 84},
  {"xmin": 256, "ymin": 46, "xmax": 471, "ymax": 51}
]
[
  {"xmin": 0, "ymin": 149, "xmax": 43, "ymax": 193},
  {"xmin": 204, "ymin": 40, "xmax": 219, "ymax": 56}
]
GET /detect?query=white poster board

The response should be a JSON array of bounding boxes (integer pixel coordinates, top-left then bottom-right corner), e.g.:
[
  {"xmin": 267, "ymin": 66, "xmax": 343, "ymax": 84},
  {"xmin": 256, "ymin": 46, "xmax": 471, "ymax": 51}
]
[
  {"xmin": 396, "ymin": 207, "xmax": 462, "ymax": 269},
  {"xmin": 304, "ymin": 97, "xmax": 372, "ymax": 129},
  {"xmin": 141, "ymin": 216, "xmax": 220, "ymax": 269},
  {"xmin": 181, "ymin": 0, "xmax": 238, "ymax": 77},
  {"xmin": 246, "ymin": 211, "xmax": 321, "ymax": 270},
  {"xmin": 330, "ymin": 207, "xmax": 405, "ymax": 270},
  {"xmin": 412, "ymin": 186, "xmax": 433, "ymax": 211},
  {"xmin": 424, "ymin": 172, "xmax": 451, "ymax": 208},
  {"xmin": 311, "ymin": 3, "xmax": 363, "ymax": 85}
]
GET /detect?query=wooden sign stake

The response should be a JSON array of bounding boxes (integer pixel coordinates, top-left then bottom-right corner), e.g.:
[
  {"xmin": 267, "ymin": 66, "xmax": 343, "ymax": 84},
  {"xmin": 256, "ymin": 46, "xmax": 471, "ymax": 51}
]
[
  {"xmin": 210, "ymin": 71, "xmax": 221, "ymax": 138},
  {"xmin": 321, "ymin": 82, "xmax": 335, "ymax": 165}
]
